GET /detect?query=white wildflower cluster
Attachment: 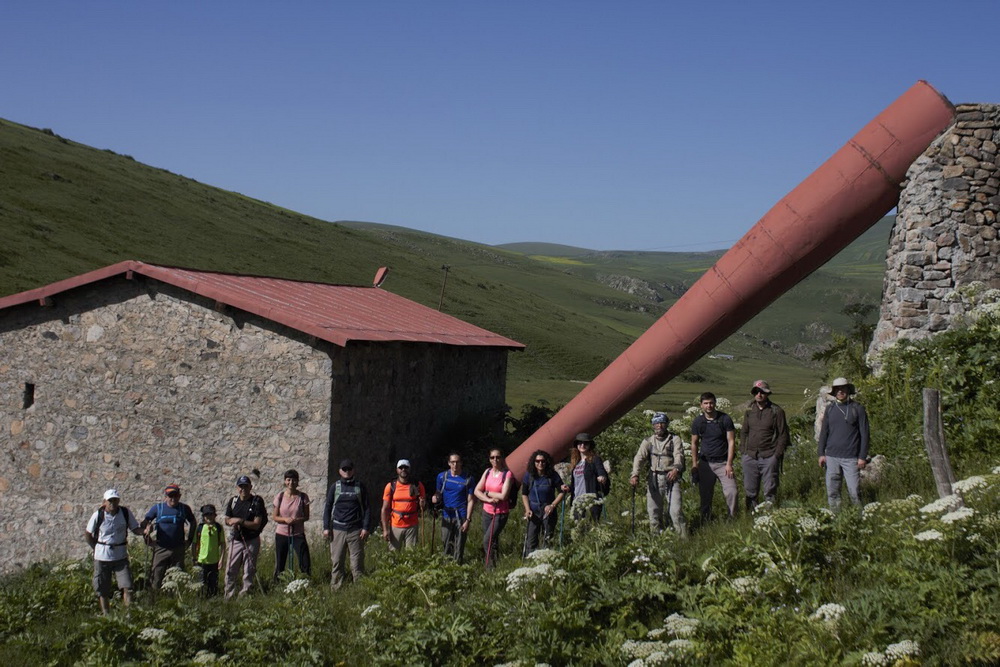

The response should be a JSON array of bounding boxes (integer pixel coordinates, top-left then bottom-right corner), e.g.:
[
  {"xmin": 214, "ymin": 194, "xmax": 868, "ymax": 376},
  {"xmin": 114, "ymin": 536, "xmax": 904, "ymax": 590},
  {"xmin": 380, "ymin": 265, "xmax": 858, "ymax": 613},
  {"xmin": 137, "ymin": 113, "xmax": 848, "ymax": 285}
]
[
  {"xmin": 861, "ymin": 651, "xmax": 889, "ymax": 666},
  {"xmin": 667, "ymin": 639, "xmax": 693, "ymax": 653},
  {"xmin": 284, "ymin": 578, "xmax": 310, "ymax": 595},
  {"xmin": 662, "ymin": 612, "xmax": 700, "ymax": 638},
  {"xmin": 752, "ymin": 500, "xmax": 774, "ymax": 514},
  {"xmin": 138, "ymin": 627, "xmax": 168, "ymax": 642},
  {"xmin": 753, "ymin": 514, "xmax": 776, "ymax": 530},
  {"xmin": 810, "ymin": 603, "xmax": 847, "ymax": 625},
  {"xmin": 992, "ymin": 465, "xmax": 1000, "ymax": 475},
  {"xmin": 919, "ymin": 495, "xmax": 962, "ymax": 515},
  {"xmin": 53, "ymin": 560, "xmax": 85, "ymax": 573},
  {"xmin": 192, "ymin": 650, "xmax": 224, "ymax": 664},
  {"xmin": 360, "ymin": 604, "xmax": 381, "ymax": 618},
  {"xmin": 862, "ymin": 502, "xmax": 882, "ymax": 519},
  {"xmin": 914, "ymin": 529, "xmax": 944, "ymax": 542},
  {"xmin": 161, "ymin": 567, "xmax": 199, "ymax": 594},
  {"xmin": 941, "ymin": 507, "xmax": 976, "ymax": 524},
  {"xmin": 797, "ymin": 516, "xmax": 821, "ymax": 536},
  {"xmin": 952, "ymin": 476, "xmax": 988, "ymax": 494},
  {"xmin": 885, "ymin": 640, "xmax": 920, "ymax": 661},
  {"xmin": 570, "ymin": 493, "xmax": 604, "ymax": 520},
  {"xmin": 525, "ymin": 548, "xmax": 557, "ymax": 563},
  {"xmin": 647, "ymin": 628, "xmax": 665, "ymax": 639},
  {"xmin": 505, "ymin": 562, "xmax": 568, "ymax": 592},
  {"xmin": 730, "ymin": 576, "xmax": 758, "ymax": 595},
  {"xmin": 621, "ymin": 640, "xmax": 669, "ymax": 659}
]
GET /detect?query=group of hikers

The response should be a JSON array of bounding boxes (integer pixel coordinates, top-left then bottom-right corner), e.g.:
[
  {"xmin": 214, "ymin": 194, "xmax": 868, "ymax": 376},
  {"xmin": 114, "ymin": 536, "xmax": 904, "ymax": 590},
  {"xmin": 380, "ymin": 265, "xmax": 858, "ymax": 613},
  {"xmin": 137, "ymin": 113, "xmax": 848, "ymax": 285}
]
[{"xmin": 84, "ymin": 377, "xmax": 869, "ymax": 614}]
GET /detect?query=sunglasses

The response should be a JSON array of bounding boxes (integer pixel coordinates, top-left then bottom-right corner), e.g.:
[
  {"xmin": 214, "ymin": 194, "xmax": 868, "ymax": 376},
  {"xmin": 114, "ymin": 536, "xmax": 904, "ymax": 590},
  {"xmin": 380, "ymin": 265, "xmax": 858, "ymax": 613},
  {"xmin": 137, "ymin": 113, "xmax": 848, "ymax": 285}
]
[
  {"xmin": 534, "ymin": 459, "xmax": 547, "ymax": 464},
  {"xmin": 397, "ymin": 465, "xmax": 410, "ymax": 469},
  {"xmin": 341, "ymin": 466, "xmax": 353, "ymax": 472},
  {"xmin": 489, "ymin": 455, "xmax": 502, "ymax": 460},
  {"xmin": 166, "ymin": 492, "xmax": 180, "ymax": 498}
]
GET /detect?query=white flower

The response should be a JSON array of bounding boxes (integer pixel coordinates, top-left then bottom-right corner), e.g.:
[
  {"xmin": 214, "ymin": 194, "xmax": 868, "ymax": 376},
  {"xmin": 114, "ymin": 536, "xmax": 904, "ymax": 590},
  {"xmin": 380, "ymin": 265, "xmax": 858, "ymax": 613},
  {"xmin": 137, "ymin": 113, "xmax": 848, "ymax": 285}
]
[
  {"xmin": 192, "ymin": 651, "xmax": 220, "ymax": 664},
  {"xmin": 138, "ymin": 627, "xmax": 168, "ymax": 642},
  {"xmin": 952, "ymin": 476, "xmax": 988, "ymax": 494},
  {"xmin": 667, "ymin": 639, "xmax": 693, "ymax": 652},
  {"xmin": 705, "ymin": 572, "xmax": 718, "ymax": 585},
  {"xmin": 810, "ymin": 603, "xmax": 846, "ymax": 623},
  {"xmin": 731, "ymin": 576, "xmax": 758, "ymax": 595},
  {"xmin": 753, "ymin": 515, "xmax": 776, "ymax": 531},
  {"xmin": 797, "ymin": 516, "xmax": 821, "ymax": 535},
  {"xmin": 885, "ymin": 640, "xmax": 920, "ymax": 660},
  {"xmin": 526, "ymin": 548, "xmax": 557, "ymax": 563},
  {"xmin": 861, "ymin": 651, "xmax": 889, "ymax": 666},
  {"xmin": 862, "ymin": 502, "xmax": 882, "ymax": 519},
  {"xmin": 919, "ymin": 495, "xmax": 962, "ymax": 515},
  {"xmin": 992, "ymin": 465, "xmax": 1000, "ymax": 475},
  {"xmin": 663, "ymin": 612, "xmax": 700, "ymax": 638},
  {"xmin": 632, "ymin": 554, "xmax": 651, "ymax": 564},
  {"xmin": 941, "ymin": 507, "xmax": 976, "ymax": 524},
  {"xmin": 506, "ymin": 563, "xmax": 567, "ymax": 592},
  {"xmin": 361, "ymin": 604, "xmax": 381, "ymax": 618},
  {"xmin": 621, "ymin": 639, "xmax": 669, "ymax": 659},
  {"xmin": 284, "ymin": 578, "xmax": 310, "ymax": 594},
  {"xmin": 647, "ymin": 628, "xmax": 665, "ymax": 639},
  {"xmin": 914, "ymin": 529, "xmax": 943, "ymax": 542}
]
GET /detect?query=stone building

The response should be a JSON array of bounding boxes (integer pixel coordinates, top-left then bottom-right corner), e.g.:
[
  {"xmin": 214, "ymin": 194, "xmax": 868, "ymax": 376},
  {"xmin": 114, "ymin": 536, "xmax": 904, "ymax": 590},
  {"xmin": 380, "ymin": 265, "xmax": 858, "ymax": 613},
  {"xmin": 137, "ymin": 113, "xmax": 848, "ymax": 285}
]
[
  {"xmin": 870, "ymin": 103, "xmax": 1000, "ymax": 358},
  {"xmin": 0, "ymin": 261, "xmax": 522, "ymax": 569}
]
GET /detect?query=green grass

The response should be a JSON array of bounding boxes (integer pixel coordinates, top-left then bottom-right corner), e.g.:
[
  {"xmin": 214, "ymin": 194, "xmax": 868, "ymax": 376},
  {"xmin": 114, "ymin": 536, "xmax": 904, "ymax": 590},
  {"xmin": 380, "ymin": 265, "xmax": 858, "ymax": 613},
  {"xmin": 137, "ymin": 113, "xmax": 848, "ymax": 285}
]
[{"xmin": 1, "ymin": 117, "xmax": 888, "ymax": 411}]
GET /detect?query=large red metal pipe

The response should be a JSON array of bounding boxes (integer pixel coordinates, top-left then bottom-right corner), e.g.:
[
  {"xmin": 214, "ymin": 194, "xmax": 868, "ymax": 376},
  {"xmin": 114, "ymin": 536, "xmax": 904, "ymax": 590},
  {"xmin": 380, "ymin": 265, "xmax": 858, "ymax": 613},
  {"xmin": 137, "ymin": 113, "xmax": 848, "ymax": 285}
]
[{"xmin": 506, "ymin": 81, "xmax": 954, "ymax": 475}]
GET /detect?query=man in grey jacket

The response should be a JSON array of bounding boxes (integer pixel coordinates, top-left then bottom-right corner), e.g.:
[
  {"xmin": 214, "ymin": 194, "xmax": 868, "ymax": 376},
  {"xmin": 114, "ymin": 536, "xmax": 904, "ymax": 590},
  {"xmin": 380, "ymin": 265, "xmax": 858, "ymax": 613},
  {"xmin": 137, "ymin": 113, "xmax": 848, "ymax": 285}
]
[
  {"xmin": 630, "ymin": 412, "xmax": 687, "ymax": 536},
  {"xmin": 817, "ymin": 378, "xmax": 870, "ymax": 508}
]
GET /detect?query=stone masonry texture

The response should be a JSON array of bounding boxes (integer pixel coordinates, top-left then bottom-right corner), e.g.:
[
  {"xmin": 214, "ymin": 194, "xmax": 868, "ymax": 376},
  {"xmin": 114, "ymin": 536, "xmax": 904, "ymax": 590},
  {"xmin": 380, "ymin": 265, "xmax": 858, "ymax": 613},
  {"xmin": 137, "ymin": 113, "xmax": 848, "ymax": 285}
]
[
  {"xmin": 0, "ymin": 275, "xmax": 508, "ymax": 569},
  {"xmin": 870, "ymin": 103, "xmax": 1000, "ymax": 359}
]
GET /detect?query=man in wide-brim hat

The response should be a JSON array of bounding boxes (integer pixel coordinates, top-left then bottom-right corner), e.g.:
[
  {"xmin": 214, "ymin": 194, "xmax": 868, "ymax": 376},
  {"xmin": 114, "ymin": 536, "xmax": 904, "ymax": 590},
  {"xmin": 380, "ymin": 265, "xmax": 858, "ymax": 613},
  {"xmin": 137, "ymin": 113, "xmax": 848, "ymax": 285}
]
[{"xmin": 817, "ymin": 378, "xmax": 870, "ymax": 509}]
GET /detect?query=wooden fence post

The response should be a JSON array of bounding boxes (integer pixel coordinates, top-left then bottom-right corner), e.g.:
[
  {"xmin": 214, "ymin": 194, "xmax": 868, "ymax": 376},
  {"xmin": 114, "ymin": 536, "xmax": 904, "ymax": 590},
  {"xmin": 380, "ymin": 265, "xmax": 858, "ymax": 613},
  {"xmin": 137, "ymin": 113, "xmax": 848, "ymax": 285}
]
[{"xmin": 923, "ymin": 388, "xmax": 957, "ymax": 499}]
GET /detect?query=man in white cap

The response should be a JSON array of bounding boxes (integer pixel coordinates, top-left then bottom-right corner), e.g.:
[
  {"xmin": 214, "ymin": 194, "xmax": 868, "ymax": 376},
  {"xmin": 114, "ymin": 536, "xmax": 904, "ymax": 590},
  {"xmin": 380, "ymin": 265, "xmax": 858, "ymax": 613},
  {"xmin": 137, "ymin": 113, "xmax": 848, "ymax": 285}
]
[
  {"xmin": 818, "ymin": 378, "xmax": 870, "ymax": 508},
  {"xmin": 740, "ymin": 380, "xmax": 790, "ymax": 511},
  {"xmin": 84, "ymin": 489, "xmax": 142, "ymax": 614},
  {"xmin": 381, "ymin": 459, "xmax": 426, "ymax": 551},
  {"xmin": 630, "ymin": 412, "xmax": 686, "ymax": 536}
]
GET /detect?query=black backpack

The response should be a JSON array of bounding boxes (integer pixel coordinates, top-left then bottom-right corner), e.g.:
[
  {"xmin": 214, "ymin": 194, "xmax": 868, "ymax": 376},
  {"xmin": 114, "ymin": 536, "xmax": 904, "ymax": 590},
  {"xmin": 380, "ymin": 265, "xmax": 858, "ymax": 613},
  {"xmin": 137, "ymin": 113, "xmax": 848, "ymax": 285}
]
[{"xmin": 94, "ymin": 506, "xmax": 134, "ymax": 547}]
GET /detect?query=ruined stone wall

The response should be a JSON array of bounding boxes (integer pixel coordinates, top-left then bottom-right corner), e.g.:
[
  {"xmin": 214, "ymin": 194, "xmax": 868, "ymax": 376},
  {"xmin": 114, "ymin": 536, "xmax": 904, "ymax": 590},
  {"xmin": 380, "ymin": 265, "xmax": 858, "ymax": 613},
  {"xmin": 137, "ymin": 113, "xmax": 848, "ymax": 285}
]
[
  {"xmin": 0, "ymin": 276, "xmax": 332, "ymax": 569},
  {"xmin": 870, "ymin": 103, "xmax": 1000, "ymax": 358}
]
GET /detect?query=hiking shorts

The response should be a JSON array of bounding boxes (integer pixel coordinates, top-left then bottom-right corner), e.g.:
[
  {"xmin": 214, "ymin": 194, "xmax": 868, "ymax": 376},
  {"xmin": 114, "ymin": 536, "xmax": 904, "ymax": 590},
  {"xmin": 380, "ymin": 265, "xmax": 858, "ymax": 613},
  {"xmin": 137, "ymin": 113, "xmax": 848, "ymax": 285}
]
[{"xmin": 93, "ymin": 558, "xmax": 133, "ymax": 598}]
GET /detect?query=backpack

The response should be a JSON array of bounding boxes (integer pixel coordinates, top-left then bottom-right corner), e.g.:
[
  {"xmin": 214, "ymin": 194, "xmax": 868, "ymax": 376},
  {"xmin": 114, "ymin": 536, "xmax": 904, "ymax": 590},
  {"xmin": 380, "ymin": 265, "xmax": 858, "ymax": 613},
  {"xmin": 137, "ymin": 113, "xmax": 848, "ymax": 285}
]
[
  {"xmin": 94, "ymin": 506, "xmax": 134, "ymax": 547},
  {"xmin": 388, "ymin": 479, "xmax": 421, "ymax": 519}
]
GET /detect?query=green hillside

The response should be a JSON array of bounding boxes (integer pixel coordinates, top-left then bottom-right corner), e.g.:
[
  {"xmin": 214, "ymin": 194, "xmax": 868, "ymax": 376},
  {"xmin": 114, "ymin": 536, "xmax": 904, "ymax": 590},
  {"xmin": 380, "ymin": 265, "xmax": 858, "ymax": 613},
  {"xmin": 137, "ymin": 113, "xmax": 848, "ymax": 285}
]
[{"xmin": 0, "ymin": 117, "xmax": 890, "ymax": 415}]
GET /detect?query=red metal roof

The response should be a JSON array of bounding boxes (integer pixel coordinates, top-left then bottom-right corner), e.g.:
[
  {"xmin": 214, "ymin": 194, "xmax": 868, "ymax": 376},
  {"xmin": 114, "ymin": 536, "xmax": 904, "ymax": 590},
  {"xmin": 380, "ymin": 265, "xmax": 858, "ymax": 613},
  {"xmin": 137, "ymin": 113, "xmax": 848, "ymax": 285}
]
[{"xmin": 0, "ymin": 260, "xmax": 524, "ymax": 349}]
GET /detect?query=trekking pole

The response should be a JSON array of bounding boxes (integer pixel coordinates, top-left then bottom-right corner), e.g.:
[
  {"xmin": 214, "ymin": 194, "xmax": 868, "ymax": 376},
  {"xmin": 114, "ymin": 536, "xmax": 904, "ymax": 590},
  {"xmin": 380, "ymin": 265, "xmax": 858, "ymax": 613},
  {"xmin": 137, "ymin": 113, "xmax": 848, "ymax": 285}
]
[
  {"xmin": 521, "ymin": 513, "xmax": 531, "ymax": 560},
  {"xmin": 558, "ymin": 502, "xmax": 565, "ymax": 548},
  {"xmin": 431, "ymin": 509, "xmax": 438, "ymax": 555},
  {"xmin": 485, "ymin": 511, "xmax": 496, "ymax": 569},
  {"xmin": 630, "ymin": 483, "xmax": 636, "ymax": 536}
]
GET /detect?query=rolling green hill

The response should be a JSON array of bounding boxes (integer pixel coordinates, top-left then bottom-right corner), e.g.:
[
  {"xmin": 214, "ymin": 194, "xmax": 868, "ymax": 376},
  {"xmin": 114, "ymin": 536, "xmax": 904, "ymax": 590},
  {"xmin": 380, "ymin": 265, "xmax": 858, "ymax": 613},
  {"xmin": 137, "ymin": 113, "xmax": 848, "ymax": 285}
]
[{"xmin": 0, "ymin": 117, "xmax": 890, "ymax": 416}]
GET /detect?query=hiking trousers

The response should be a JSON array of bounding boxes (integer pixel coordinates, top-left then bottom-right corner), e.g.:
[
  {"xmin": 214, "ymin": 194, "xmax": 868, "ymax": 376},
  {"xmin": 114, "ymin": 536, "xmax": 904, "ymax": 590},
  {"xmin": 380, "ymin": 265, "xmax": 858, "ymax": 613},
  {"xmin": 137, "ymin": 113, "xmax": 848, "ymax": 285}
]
[
  {"xmin": 329, "ymin": 528, "xmax": 365, "ymax": 589},
  {"xmin": 825, "ymin": 456, "xmax": 862, "ymax": 509},
  {"xmin": 440, "ymin": 516, "xmax": 468, "ymax": 563},
  {"xmin": 524, "ymin": 510, "xmax": 557, "ymax": 556},
  {"xmin": 150, "ymin": 545, "xmax": 186, "ymax": 590},
  {"xmin": 741, "ymin": 453, "xmax": 780, "ymax": 511},
  {"xmin": 197, "ymin": 562, "xmax": 219, "ymax": 596},
  {"xmin": 224, "ymin": 535, "xmax": 260, "ymax": 599},
  {"xmin": 482, "ymin": 510, "xmax": 509, "ymax": 568},
  {"xmin": 697, "ymin": 460, "xmax": 738, "ymax": 521},
  {"xmin": 388, "ymin": 525, "xmax": 418, "ymax": 551},
  {"xmin": 274, "ymin": 533, "xmax": 311, "ymax": 578},
  {"xmin": 647, "ymin": 474, "xmax": 687, "ymax": 536}
]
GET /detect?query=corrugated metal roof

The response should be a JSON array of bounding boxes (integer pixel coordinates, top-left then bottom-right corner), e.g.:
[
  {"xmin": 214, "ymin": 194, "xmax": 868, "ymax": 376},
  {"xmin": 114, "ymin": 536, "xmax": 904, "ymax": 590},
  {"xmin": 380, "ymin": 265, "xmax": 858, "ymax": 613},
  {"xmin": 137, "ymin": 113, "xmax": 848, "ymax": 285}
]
[{"xmin": 0, "ymin": 260, "xmax": 524, "ymax": 349}]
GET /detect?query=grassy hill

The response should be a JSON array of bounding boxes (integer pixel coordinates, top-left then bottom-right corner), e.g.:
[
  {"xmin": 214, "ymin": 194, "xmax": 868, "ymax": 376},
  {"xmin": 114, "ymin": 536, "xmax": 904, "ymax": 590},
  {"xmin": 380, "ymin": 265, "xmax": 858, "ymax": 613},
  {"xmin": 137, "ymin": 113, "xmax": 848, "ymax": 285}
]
[{"xmin": 0, "ymin": 117, "xmax": 891, "ymax": 415}]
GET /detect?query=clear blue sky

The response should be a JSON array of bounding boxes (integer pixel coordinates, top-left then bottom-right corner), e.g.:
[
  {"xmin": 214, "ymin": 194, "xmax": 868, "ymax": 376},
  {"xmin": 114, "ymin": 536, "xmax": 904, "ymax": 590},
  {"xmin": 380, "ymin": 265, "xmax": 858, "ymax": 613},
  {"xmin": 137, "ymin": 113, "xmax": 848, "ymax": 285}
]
[{"xmin": 2, "ymin": 2, "xmax": 996, "ymax": 251}]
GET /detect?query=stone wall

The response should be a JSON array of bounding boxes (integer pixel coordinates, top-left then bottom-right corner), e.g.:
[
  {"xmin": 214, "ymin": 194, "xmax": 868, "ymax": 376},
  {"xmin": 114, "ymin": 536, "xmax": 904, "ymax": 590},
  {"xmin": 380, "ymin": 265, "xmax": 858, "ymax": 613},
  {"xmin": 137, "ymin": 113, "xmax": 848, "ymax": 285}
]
[
  {"xmin": 0, "ymin": 274, "xmax": 511, "ymax": 569},
  {"xmin": 869, "ymin": 103, "xmax": 1000, "ymax": 358},
  {"xmin": 0, "ymin": 276, "xmax": 332, "ymax": 569}
]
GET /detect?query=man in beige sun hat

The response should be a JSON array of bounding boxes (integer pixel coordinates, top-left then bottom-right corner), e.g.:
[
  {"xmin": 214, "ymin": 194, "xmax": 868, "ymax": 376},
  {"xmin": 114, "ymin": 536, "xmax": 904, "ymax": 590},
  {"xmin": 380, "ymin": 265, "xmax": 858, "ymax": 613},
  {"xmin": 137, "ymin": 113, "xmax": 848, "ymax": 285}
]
[{"xmin": 817, "ymin": 378, "xmax": 870, "ymax": 509}]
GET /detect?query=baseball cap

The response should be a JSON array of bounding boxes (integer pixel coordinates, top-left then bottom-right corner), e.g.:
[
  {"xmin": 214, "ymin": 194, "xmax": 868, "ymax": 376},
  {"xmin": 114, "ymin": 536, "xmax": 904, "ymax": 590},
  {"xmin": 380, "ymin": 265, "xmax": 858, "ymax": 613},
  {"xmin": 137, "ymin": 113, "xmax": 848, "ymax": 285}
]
[{"xmin": 104, "ymin": 489, "xmax": 121, "ymax": 501}]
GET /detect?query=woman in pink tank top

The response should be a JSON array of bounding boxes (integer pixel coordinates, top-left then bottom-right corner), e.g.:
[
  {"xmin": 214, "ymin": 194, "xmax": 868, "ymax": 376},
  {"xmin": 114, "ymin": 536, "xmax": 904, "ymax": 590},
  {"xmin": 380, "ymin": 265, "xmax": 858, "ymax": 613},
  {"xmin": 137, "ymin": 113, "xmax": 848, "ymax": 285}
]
[{"xmin": 474, "ymin": 448, "xmax": 512, "ymax": 568}]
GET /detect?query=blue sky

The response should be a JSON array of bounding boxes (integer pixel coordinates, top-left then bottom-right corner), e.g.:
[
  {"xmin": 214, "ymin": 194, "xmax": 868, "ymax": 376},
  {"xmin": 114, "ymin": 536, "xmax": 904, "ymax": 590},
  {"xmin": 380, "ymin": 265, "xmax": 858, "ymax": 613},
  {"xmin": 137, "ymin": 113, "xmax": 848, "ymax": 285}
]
[{"xmin": 2, "ymin": 2, "xmax": 996, "ymax": 251}]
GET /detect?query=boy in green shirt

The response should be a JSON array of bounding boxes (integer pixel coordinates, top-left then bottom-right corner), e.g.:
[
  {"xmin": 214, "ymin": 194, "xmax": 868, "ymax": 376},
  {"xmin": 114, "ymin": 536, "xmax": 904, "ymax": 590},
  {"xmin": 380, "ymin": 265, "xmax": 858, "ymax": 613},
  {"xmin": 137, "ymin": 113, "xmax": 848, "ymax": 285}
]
[{"xmin": 192, "ymin": 504, "xmax": 225, "ymax": 596}]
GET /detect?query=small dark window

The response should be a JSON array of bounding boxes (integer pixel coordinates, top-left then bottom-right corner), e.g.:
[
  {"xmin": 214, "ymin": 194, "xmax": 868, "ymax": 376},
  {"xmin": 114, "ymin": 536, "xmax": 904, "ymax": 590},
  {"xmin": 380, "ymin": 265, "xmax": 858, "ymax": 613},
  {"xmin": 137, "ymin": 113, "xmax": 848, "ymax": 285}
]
[{"xmin": 23, "ymin": 383, "xmax": 35, "ymax": 409}]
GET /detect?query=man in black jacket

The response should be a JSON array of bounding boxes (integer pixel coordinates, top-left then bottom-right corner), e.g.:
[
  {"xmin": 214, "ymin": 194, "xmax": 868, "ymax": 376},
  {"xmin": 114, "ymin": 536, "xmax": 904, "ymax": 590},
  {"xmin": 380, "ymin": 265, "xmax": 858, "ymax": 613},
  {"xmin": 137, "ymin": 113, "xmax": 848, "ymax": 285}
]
[{"xmin": 323, "ymin": 459, "xmax": 370, "ymax": 589}]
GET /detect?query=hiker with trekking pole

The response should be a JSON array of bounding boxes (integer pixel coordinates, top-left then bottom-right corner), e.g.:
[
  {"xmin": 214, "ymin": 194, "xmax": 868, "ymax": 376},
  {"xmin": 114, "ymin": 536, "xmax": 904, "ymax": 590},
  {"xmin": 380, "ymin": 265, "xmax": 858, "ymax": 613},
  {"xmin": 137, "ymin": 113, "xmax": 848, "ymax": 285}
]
[
  {"xmin": 380, "ymin": 459, "xmax": 426, "ymax": 552},
  {"xmin": 223, "ymin": 475, "xmax": 268, "ymax": 599},
  {"xmin": 520, "ymin": 449, "xmax": 566, "ymax": 557},
  {"xmin": 430, "ymin": 453, "xmax": 475, "ymax": 563},
  {"xmin": 475, "ymin": 447, "xmax": 513, "ymax": 569},
  {"xmin": 630, "ymin": 412, "xmax": 687, "ymax": 537},
  {"xmin": 272, "ymin": 469, "xmax": 311, "ymax": 581},
  {"xmin": 323, "ymin": 459, "xmax": 371, "ymax": 589},
  {"xmin": 141, "ymin": 483, "xmax": 197, "ymax": 592}
]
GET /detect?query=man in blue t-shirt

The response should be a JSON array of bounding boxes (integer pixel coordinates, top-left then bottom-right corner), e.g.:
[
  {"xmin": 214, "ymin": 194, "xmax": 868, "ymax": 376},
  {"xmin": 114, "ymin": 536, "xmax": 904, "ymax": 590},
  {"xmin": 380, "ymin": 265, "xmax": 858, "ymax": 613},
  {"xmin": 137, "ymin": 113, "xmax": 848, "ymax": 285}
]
[
  {"xmin": 142, "ymin": 483, "xmax": 196, "ymax": 590},
  {"xmin": 430, "ymin": 453, "xmax": 475, "ymax": 563},
  {"xmin": 690, "ymin": 392, "xmax": 738, "ymax": 522}
]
